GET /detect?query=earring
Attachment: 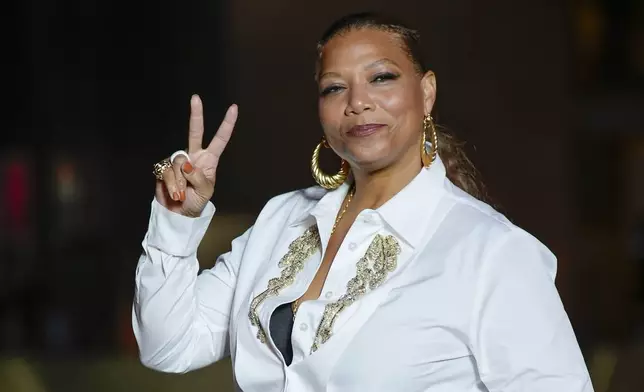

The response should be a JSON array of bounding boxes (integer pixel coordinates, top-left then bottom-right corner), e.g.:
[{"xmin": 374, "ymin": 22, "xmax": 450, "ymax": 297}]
[
  {"xmin": 311, "ymin": 137, "xmax": 349, "ymax": 190},
  {"xmin": 421, "ymin": 114, "xmax": 438, "ymax": 167}
]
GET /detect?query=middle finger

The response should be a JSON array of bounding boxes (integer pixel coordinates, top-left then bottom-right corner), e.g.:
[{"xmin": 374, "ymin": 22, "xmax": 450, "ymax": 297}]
[{"xmin": 188, "ymin": 95, "xmax": 205, "ymax": 154}]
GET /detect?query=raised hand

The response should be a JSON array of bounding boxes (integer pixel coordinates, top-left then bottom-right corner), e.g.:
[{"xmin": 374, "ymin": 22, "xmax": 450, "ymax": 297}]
[{"xmin": 155, "ymin": 95, "xmax": 238, "ymax": 217}]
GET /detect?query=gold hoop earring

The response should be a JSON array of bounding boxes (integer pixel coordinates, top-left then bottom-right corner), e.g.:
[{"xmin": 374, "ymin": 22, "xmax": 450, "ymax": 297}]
[
  {"xmin": 311, "ymin": 137, "xmax": 349, "ymax": 190},
  {"xmin": 421, "ymin": 114, "xmax": 438, "ymax": 167}
]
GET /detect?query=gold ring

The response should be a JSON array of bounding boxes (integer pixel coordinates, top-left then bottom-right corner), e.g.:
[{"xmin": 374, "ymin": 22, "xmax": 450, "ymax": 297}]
[{"xmin": 152, "ymin": 158, "xmax": 172, "ymax": 181}]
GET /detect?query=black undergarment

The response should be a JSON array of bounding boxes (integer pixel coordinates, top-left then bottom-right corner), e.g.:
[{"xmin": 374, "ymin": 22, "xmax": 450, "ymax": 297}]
[{"xmin": 269, "ymin": 302, "xmax": 295, "ymax": 365}]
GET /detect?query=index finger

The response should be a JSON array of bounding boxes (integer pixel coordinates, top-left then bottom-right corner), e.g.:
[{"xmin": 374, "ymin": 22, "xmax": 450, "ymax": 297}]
[
  {"xmin": 206, "ymin": 104, "xmax": 238, "ymax": 158},
  {"xmin": 188, "ymin": 94, "xmax": 204, "ymax": 154}
]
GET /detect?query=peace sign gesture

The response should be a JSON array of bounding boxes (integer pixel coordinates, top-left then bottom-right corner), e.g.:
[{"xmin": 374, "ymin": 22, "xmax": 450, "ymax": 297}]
[{"xmin": 155, "ymin": 95, "xmax": 238, "ymax": 217}]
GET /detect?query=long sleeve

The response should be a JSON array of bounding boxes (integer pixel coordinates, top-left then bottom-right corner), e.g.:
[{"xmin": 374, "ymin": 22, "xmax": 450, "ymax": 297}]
[
  {"xmin": 471, "ymin": 230, "xmax": 594, "ymax": 392},
  {"xmin": 132, "ymin": 198, "xmax": 251, "ymax": 373}
]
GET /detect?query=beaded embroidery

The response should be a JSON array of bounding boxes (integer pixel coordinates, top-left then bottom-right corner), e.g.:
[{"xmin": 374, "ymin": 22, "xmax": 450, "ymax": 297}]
[
  {"xmin": 248, "ymin": 226, "xmax": 321, "ymax": 343},
  {"xmin": 311, "ymin": 234, "xmax": 401, "ymax": 352}
]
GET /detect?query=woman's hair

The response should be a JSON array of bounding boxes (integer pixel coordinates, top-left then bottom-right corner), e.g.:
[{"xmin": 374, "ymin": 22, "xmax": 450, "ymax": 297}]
[{"xmin": 316, "ymin": 12, "xmax": 488, "ymax": 202}]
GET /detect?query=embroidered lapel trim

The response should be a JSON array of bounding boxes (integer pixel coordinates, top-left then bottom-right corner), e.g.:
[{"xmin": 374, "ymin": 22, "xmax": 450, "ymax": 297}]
[
  {"xmin": 248, "ymin": 225, "xmax": 321, "ymax": 343},
  {"xmin": 311, "ymin": 234, "xmax": 401, "ymax": 353}
]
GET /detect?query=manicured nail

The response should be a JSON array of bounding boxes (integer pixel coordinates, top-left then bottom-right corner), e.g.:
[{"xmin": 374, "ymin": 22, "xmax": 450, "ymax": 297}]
[
  {"xmin": 172, "ymin": 192, "xmax": 179, "ymax": 201},
  {"xmin": 183, "ymin": 162, "xmax": 193, "ymax": 174},
  {"xmin": 180, "ymin": 191, "xmax": 186, "ymax": 201}
]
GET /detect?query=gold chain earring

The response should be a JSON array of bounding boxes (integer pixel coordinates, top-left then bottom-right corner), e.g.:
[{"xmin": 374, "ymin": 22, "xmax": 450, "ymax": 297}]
[
  {"xmin": 421, "ymin": 114, "xmax": 438, "ymax": 167},
  {"xmin": 311, "ymin": 137, "xmax": 349, "ymax": 189}
]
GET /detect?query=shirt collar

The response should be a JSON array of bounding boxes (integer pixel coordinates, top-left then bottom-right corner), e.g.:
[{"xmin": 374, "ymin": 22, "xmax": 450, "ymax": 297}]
[
  {"xmin": 287, "ymin": 178, "xmax": 353, "ymax": 229},
  {"xmin": 376, "ymin": 156, "xmax": 447, "ymax": 248},
  {"xmin": 288, "ymin": 156, "xmax": 447, "ymax": 249}
]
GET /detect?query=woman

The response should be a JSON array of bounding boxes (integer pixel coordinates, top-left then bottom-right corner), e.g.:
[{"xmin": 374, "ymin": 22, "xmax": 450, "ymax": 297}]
[{"xmin": 133, "ymin": 12, "xmax": 593, "ymax": 391}]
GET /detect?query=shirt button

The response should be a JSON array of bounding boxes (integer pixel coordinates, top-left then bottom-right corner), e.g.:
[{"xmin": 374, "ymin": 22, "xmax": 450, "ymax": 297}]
[
  {"xmin": 325, "ymin": 291, "xmax": 333, "ymax": 299},
  {"xmin": 299, "ymin": 323, "xmax": 308, "ymax": 332},
  {"xmin": 348, "ymin": 242, "xmax": 357, "ymax": 251}
]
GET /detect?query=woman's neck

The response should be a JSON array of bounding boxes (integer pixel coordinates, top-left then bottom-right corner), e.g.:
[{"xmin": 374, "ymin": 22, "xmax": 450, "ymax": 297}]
[{"xmin": 350, "ymin": 155, "xmax": 422, "ymax": 211}]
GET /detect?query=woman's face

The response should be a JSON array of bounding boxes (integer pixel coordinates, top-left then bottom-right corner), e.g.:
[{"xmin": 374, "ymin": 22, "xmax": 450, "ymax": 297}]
[{"xmin": 317, "ymin": 28, "xmax": 436, "ymax": 173}]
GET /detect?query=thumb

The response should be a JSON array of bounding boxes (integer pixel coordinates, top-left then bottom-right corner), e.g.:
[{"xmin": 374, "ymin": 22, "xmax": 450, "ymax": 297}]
[{"xmin": 181, "ymin": 162, "xmax": 212, "ymax": 196}]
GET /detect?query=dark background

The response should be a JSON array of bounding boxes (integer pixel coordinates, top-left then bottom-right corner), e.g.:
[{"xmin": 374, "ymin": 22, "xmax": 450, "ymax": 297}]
[{"xmin": 1, "ymin": 0, "xmax": 643, "ymax": 390}]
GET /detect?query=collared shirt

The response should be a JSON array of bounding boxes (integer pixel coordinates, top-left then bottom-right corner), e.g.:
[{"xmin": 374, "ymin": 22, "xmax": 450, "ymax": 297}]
[{"xmin": 132, "ymin": 156, "xmax": 594, "ymax": 392}]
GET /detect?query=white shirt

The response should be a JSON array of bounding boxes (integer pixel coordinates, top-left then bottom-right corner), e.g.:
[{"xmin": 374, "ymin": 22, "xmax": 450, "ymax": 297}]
[{"xmin": 132, "ymin": 156, "xmax": 593, "ymax": 392}]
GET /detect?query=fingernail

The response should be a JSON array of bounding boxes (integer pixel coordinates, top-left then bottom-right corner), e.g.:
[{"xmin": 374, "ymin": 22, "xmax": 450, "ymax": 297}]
[
  {"xmin": 183, "ymin": 162, "xmax": 193, "ymax": 174},
  {"xmin": 180, "ymin": 191, "xmax": 186, "ymax": 201},
  {"xmin": 172, "ymin": 192, "xmax": 179, "ymax": 201}
]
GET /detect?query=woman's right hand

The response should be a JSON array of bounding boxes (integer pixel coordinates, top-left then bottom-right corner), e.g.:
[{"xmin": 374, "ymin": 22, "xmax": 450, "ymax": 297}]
[{"xmin": 155, "ymin": 94, "xmax": 238, "ymax": 217}]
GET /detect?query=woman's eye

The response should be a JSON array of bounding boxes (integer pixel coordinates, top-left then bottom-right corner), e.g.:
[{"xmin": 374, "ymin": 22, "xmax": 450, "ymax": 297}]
[
  {"xmin": 320, "ymin": 85, "xmax": 344, "ymax": 96},
  {"xmin": 372, "ymin": 72, "xmax": 399, "ymax": 83},
  {"xmin": 319, "ymin": 73, "xmax": 399, "ymax": 96}
]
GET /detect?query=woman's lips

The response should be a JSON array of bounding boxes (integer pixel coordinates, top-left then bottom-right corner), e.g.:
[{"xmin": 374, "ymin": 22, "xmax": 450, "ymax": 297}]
[{"xmin": 346, "ymin": 123, "xmax": 386, "ymax": 137}]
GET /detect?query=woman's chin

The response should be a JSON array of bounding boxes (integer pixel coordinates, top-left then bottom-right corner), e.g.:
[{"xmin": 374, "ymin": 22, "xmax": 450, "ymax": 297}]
[
  {"xmin": 348, "ymin": 154, "xmax": 392, "ymax": 174},
  {"xmin": 344, "ymin": 142, "xmax": 399, "ymax": 173}
]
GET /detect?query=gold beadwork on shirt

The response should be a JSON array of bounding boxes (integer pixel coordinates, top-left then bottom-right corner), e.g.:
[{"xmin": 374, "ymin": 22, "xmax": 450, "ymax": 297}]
[
  {"xmin": 310, "ymin": 234, "xmax": 401, "ymax": 353},
  {"xmin": 248, "ymin": 225, "xmax": 321, "ymax": 343}
]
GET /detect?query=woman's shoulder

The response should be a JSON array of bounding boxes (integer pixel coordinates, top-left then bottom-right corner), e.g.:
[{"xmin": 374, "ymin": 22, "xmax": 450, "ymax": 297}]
[
  {"xmin": 440, "ymin": 180, "xmax": 513, "ymax": 232},
  {"xmin": 253, "ymin": 184, "xmax": 327, "ymax": 224},
  {"xmin": 439, "ymin": 179, "xmax": 555, "ymax": 269}
]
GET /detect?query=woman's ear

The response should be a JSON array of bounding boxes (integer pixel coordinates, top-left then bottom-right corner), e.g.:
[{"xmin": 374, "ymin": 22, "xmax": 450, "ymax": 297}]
[{"xmin": 421, "ymin": 71, "xmax": 437, "ymax": 114}]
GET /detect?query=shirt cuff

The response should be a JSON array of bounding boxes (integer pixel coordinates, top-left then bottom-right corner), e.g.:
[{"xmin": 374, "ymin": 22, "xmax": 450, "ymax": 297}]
[{"xmin": 145, "ymin": 198, "xmax": 216, "ymax": 257}]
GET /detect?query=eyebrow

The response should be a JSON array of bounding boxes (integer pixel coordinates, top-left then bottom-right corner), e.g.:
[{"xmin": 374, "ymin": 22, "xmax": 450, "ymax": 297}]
[
  {"xmin": 318, "ymin": 58, "xmax": 400, "ymax": 81},
  {"xmin": 365, "ymin": 58, "xmax": 399, "ymax": 70}
]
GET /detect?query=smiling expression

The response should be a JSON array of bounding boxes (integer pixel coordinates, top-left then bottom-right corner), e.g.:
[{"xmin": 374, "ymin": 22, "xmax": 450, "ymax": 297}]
[{"xmin": 317, "ymin": 28, "xmax": 436, "ymax": 173}]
